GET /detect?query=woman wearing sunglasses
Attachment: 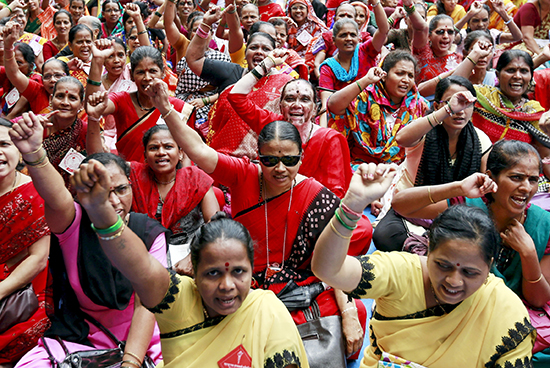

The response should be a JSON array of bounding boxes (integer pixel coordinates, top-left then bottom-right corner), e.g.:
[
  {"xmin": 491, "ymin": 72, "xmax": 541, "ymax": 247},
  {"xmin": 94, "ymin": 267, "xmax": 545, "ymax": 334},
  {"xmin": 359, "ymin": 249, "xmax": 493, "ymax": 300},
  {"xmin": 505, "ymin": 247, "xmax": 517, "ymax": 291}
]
[
  {"xmin": 413, "ymin": 14, "xmax": 462, "ymax": 84},
  {"xmin": 142, "ymin": 77, "xmax": 369, "ymax": 361}
]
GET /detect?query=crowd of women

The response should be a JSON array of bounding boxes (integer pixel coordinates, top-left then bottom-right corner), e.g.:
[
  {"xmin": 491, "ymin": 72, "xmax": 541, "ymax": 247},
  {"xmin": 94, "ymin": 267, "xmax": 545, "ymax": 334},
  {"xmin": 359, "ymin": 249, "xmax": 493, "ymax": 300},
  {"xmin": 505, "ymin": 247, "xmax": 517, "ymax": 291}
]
[{"xmin": 2, "ymin": 0, "xmax": 550, "ymax": 366}]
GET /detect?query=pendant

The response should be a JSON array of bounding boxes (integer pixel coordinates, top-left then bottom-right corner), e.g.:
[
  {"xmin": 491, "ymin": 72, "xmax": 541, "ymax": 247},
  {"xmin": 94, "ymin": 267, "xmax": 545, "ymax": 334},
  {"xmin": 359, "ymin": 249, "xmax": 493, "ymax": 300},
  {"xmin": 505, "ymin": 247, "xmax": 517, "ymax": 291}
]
[{"xmin": 265, "ymin": 264, "xmax": 281, "ymax": 279}]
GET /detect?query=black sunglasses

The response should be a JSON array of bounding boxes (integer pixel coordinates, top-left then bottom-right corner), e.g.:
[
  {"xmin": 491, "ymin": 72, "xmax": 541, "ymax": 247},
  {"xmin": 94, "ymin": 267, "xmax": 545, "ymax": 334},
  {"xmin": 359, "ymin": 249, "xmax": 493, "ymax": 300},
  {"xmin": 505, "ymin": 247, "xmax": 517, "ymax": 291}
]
[
  {"xmin": 259, "ymin": 155, "xmax": 301, "ymax": 167},
  {"xmin": 434, "ymin": 29, "xmax": 455, "ymax": 36}
]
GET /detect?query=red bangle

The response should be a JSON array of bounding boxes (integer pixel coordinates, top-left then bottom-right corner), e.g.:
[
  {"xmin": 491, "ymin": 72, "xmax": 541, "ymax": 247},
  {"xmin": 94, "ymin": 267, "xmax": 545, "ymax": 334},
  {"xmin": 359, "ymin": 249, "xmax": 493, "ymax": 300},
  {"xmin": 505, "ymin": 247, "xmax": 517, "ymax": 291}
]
[{"xmin": 341, "ymin": 202, "xmax": 362, "ymax": 218}]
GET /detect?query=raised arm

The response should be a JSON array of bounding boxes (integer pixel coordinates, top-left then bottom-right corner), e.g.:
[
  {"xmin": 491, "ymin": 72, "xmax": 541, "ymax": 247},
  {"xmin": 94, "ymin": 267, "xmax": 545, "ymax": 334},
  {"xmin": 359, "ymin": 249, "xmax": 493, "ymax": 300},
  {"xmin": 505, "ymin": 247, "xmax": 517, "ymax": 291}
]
[
  {"xmin": 392, "ymin": 172, "xmax": 497, "ymax": 219},
  {"xmin": 9, "ymin": 112, "xmax": 76, "ymax": 234},
  {"xmin": 146, "ymin": 78, "xmax": 219, "ymax": 173},
  {"xmin": 147, "ymin": 0, "xmax": 166, "ymax": 29},
  {"xmin": 125, "ymin": 3, "xmax": 151, "ymax": 47},
  {"xmin": 491, "ymin": 0, "xmax": 522, "ymax": 43},
  {"xmin": 312, "ymin": 163, "xmax": 397, "ymax": 291},
  {"xmin": 327, "ymin": 67, "xmax": 386, "ymax": 115},
  {"xmin": 86, "ymin": 38, "xmax": 116, "ymax": 96},
  {"xmin": 3, "ymin": 22, "xmax": 30, "ymax": 95},
  {"xmin": 86, "ymin": 91, "xmax": 116, "ymax": 154},
  {"xmin": 396, "ymin": 90, "xmax": 476, "ymax": 147},
  {"xmin": 225, "ymin": 4, "xmax": 245, "ymax": 54},
  {"xmin": 163, "ymin": 0, "xmax": 188, "ymax": 62},
  {"xmin": 370, "ymin": 0, "xmax": 390, "ymax": 52},
  {"xmin": 454, "ymin": 1, "xmax": 483, "ymax": 31},
  {"xmin": 404, "ymin": 0, "xmax": 429, "ymax": 50},
  {"xmin": 186, "ymin": 6, "xmax": 223, "ymax": 78},
  {"xmin": 70, "ymin": 160, "xmax": 169, "ymax": 308}
]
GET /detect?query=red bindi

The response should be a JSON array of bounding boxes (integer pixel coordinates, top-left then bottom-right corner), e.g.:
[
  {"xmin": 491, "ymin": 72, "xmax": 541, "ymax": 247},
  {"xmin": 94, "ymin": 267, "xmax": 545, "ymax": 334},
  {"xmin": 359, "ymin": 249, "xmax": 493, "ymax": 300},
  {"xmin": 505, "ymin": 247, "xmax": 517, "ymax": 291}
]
[
  {"xmin": 225, "ymin": 262, "xmax": 229, "ymax": 271},
  {"xmin": 456, "ymin": 263, "xmax": 460, "ymax": 267},
  {"xmin": 65, "ymin": 90, "xmax": 69, "ymax": 93}
]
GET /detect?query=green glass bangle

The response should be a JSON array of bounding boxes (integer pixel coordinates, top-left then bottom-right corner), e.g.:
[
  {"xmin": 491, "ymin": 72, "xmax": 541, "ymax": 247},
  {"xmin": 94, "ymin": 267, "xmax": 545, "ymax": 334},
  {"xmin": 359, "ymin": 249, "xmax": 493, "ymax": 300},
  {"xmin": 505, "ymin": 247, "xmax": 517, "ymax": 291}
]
[
  {"xmin": 87, "ymin": 78, "xmax": 102, "ymax": 86},
  {"xmin": 154, "ymin": 11, "xmax": 162, "ymax": 17},
  {"xmin": 335, "ymin": 210, "xmax": 357, "ymax": 231},
  {"xmin": 91, "ymin": 215, "xmax": 123, "ymax": 235},
  {"xmin": 356, "ymin": 81, "xmax": 363, "ymax": 93},
  {"xmin": 404, "ymin": 4, "xmax": 415, "ymax": 14}
]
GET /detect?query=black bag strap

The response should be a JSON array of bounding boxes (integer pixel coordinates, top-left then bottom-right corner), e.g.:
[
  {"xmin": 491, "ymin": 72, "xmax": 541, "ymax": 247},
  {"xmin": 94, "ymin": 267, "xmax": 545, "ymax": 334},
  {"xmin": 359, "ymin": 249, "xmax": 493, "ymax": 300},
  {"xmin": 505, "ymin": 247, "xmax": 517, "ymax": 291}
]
[
  {"xmin": 79, "ymin": 311, "xmax": 124, "ymax": 347},
  {"xmin": 41, "ymin": 337, "xmax": 60, "ymax": 368}
]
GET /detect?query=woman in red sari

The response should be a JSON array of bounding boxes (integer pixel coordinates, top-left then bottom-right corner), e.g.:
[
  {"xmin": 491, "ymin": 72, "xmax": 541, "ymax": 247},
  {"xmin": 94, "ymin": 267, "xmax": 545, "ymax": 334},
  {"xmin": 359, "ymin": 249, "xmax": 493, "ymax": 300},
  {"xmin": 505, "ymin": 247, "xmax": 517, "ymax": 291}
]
[
  {"xmin": 86, "ymin": 46, "xmax": 193, "ymax": 162},
  {"xmin": 286, "ymin": 0, "xmax": 328, "ymax": 58},
  {"xmin": 144, "ymin": 78, "xmax": 369, "ymax": 360},
  {"xmin": 0, "ymin": 118, "xmax": 51, "ymax": 365}
]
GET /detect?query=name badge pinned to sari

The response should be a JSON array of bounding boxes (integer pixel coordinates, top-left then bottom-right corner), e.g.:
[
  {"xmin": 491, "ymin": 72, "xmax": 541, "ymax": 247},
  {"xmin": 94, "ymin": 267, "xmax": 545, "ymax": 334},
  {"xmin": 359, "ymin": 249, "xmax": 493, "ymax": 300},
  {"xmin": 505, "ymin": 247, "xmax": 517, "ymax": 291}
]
[
  {"xmin": 218, "ymin": 344, "xmax": 252, "ymax": 368},
  {"xmin": 5, "ymin": 88, "xmax": 20, "ymax": 109},
  {"xmin": 59, "ymin": 148, "xmax": 85, "ymax": 174},
  {"xmin": 296, "ymin": 30, "xmax": 313, "ymax": 46}
]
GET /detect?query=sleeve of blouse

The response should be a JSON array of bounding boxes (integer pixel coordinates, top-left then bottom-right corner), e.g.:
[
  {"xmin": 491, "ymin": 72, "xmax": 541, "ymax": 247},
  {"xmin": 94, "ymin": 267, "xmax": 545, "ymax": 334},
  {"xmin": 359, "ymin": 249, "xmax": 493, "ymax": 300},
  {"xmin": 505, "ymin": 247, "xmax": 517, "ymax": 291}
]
[
  {"xmin": 210, "ymin": 152, "xmax": 255, "ymax": 188},
  {"xmin": 21, "ymin": 78, "xmax": 42, "ymax": 100},
  {"xmin": 148, "ymin": 233, "xmax": 168, "ymax": 268},
  {"xmin": 200, "ymin": 59, "xmax": 243, "ymax": 90},
  {"xmin": 319, "ymin": 64, "xmax": 336, "ymax": 90},
  {"xmin": 346, "ymin": 251, "xmax": 420, "ymax": 300},
  {"xmin": 515, "ymin": 3, "xmax": 540, "ymax": 27},
  {"xmin": 227, "ymin": 92, "xmax": 280, "ymax": 134}
]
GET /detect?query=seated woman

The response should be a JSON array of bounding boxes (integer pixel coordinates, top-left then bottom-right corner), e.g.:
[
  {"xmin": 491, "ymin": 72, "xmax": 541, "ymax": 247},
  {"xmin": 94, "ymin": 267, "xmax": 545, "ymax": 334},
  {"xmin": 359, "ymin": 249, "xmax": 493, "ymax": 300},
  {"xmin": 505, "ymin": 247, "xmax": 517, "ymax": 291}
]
[
  {"xmin": 99, "ymin": 0, "xmax": 124, "ymax": 39},
  {"xmin": 186, "ymin": 6, "xmax": 296, "ymax": 160},
  {"xmin": 427, "ymin": 0, "xmax": 466, "ymax": 26},
  {"xmin": 3, "ymin": 23, "xmax": 69, "ymax": 115},
  {"xmin": 0, "ymin": 118, "xmax": 51, "ymax": 366},
  {"xmin": 137, "ymin": 77, "xmax": 369, "ymax": 360},
  {"xmin": 373, "ymin": 76, "xmax": 491, "ymax": 251},
  {"xmin": 312, "ymin": 165, "xmax": 535, "ymax": 367},
  {"xmin": 393, "ymin": 139, "xmax": 550, "ymax": 356},
  {"xmin": 228, "ymin": 53, "xmax": 353, "ymax": 199},
  {"xmin": 327, "ymin": 50, "xmax": 427, "ymax": 167},
  {"xmin": 10, "ymin": 115, "xmax": 166, "ymax": 368},
  {"xmin": 471, "ymin": 50, "xmax": 549, "ymax": 152},
  {"xmin": 513, "ymin": 0, "xmax": 550, "ymax": 55},
  {"xmin": 86, "ymin": 46, "xmax": 193, "ymax": 162},
  {"xmin": 462, "ymin": 31, "xmax": 497, "ymax": 86},
  {"xmin": 318, "ymin": 16, "xmax": 388, "ymax": 126},
  {"xmin": 286, "ymin": 0, "xmax": 328, "ymax": 58},
  {"xmin": 66, "ymin": 164, "xmax": 308, "ymax": 368}
]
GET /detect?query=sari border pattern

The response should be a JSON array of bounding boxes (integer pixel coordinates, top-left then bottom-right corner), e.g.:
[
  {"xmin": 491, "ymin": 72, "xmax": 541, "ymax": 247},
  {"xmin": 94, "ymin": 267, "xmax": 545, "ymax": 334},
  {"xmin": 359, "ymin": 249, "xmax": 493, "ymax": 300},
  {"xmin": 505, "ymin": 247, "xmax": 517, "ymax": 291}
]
[
  {"xmin": 159, "ymin": 315, "xmax": 226, "ymax": 339},
  {"xmin": 147, "ymin": 269, "xmax": 181, "ymax": 314},
  {"xmin": 264, "ymin": 349, "xmax": 302, "ymax": 368},
  {"xmin": 486, "ymin": 317, "xmax": 534, "ymax": 368},
  {"xmin": 346, "ymin": 255, "xmax": 376, "ymax": 300}
]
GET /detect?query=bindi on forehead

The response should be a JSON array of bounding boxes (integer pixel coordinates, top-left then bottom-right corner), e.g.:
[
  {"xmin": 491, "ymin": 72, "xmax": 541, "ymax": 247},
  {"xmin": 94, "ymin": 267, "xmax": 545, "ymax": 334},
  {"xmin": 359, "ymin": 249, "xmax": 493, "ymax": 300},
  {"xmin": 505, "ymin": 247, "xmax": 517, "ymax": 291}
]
[{"xmin": 225, "ymin": 262, "xmax": 230, "ymax": 271}]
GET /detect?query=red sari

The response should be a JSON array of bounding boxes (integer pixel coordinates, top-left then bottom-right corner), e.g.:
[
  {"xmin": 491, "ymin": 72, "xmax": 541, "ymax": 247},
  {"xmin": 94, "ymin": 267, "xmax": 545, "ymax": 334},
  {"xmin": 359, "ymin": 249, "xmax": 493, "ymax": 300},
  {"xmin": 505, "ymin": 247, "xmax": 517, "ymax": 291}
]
[
  {"xmin": 109, "ymin": 92, "xmax": 194, "ymax": 162},
  {"xmin": 0, "ymin": 182, "xmax": 51, "ymax": 363},
  {"xmin": 258, "ymin": 2, "xmax": 285, "ymax": 21},
  {"xmin": 130, "ymin": 162, "xmax": 213, "ymax": 236},
  {"xmin": 206, "ymin": 73, "xmax": 294, "ymax": 160},
  {"xmin": 227, "ymin": 92, "xmax": 352, "ymax": 198},
  {"xmin": 210, "ymin": 153, "xmax": 367, "ymax": 340}
]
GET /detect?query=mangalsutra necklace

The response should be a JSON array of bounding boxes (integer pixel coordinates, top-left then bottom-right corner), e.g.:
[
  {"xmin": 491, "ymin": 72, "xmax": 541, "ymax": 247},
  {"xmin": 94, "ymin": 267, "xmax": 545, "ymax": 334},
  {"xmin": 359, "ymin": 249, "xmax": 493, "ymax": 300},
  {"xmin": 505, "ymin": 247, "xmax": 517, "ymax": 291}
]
[
  {"xmin": 262, "ymin": 173, "xmax": 295, "ymax": 276},
  {"xmin": 136, "ymin": 93, "xmax": 155, "ymax": 111},
  {"xmin": 430, "ymin": 281, "xmax": 447, "ymax": 314},
  {"xmin": 154, "ymin": 176, "xmax": 176, "ymax": 185}
]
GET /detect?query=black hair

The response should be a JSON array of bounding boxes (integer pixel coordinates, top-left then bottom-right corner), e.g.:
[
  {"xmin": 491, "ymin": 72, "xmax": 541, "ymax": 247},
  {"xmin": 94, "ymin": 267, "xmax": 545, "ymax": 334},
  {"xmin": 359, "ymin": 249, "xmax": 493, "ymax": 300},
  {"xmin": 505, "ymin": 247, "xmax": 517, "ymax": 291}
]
[
  {"xmin": 53, "ymin": 76, "xmax": 85, "ymax": 101},
  {"xmin": 43, "ymin": 58, "xmax": 70, "ymax": 76},
  {"xmin": 381, "ymin": 49, "xmax": 417, "ymax": 74},
  {"xmin": 268, "ymin": 17, "xmax": 288, "ymax": 32},
  {"xmin": 495, "ymin": 49, "xmax": 534, "ymax": 78},
  {"xmin": 487, "ymin": 140, "xmax": 542, "ymax": 178},
  {"xmin": 82, "ymin": 152, "xmax": 131, "ymax": 178},
  {"xmin": 187, "ymin": 10, "xmax": 203, "ymax": 27},
  {"xmin": 109, "ymin": 36, "xmax": 127, "ymax": 52},
  {"xmin": 0, "ymin": 117, "xmax": 12, "ymax": 128},
  {"xmin": 332, "ymin": 18, "xmax": 359, "ymax": 38},
  {"xmin": 187, "ymin": 13, "xmax": 203, "ymax": 29},
  {"xmin": 466, "ymin": 4, "xmax": 491, "ymax": 33},
  {"xmin": 142, "ymin": 124, "xmax": 171, "ymax": 148},
  {"xmin": 102, "ymin": 0, "xmax": 122, "ymax": 14},
  {"xmin": 280, "ymin": 78, "xmax": 320, "ymax": 116},
  {"xmin": 463, "ymin": 30, "xmax": 494, "ymax": 54},
  {"xmin": 434, "ymin": 75, "xmax": 476, "ymax": 102},
  {"xmin": 70, "ymin": 0, "xmax": 85, "ymax": 6},
  {"xmin": 386, "ymin": 28, "xmax": 410, "ymax": 52},
  {"xmin": 13, "ymin": 42, "xmax": 35, "ymax": 71},
  {"xmin": 249, "ymin": 21, "xmax": 274, "ymax": 36},
  {"xmin": 429, "ymin": 205, "xmax": 498, "ymax": 266},
  {"xmin": 429, "ymin": 14, "xmax": 453, "ymax": 33},
  {"xmin": 435, "ymin": 0, "xmax": 449, "ymax": 15},
  {"xmin": 130, "ymin": 46, "xmax": 164, "ymax": 73},
  {"xmin": 190, "ymin": 212, "xmax": 254, "ymax": 272},
  {"xmin": 0, "ymin": 17, "xmax": 10, "ymax": 27},
  {"xmin": 54, "ymin": 9, "xmax": 73, "ymax": 27},
  {"xmin": 246, "ymin": 32, "xmax": 276, "ymax": 49},
  {"xmin": 258, "ymin": 120, "xmax": 303, "ymax": 154},
  {"xmin": 69, "ymin": 24, "xmax": 93, "ymax": 43}
]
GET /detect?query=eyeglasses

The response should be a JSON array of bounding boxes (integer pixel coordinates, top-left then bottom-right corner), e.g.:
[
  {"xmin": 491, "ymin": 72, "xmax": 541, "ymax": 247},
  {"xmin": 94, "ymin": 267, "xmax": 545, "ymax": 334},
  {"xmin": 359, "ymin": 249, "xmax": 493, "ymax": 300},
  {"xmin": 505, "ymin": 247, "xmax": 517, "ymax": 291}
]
[
  {"xmin": 434, "ymin": 29, "xmax": 455, "ymax": 36},
  {"xmin": 103, "ymin": 8, "xmax": 121, "ymax": 13},
  {"xmin": 259, "ymin": 155, "xmax": 301, "ymax": 167},
  {"xmin": 109, "ymin": 184, "xmax": 132, "ymax": 198},
  {"xmin": 43, "ymin": 73, "xmax": 67, "ymax": 81}
]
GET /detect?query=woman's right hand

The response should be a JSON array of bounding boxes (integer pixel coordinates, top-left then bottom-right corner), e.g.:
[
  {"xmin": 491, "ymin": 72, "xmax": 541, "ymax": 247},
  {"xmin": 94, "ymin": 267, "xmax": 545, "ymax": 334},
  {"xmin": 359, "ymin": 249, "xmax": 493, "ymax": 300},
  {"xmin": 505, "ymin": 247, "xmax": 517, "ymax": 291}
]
[
  {"xmin": 468, "ymin": 39, "xmax": 493, "ymax": 63},
  {"xmin": 9, "ymin": 112, "xmax": 51, "ymax": 154},
  {"xmin": 447, "ymin": 90, "xmax": 476, "ymax": 114},
  {"xmin": 391, "ymin": 7, "xmax": 407, "ymax": 20},
  {"xmin": 92, "ymin": 38, "xmax": 115, "ymax": 61},
  {"xmin": 87, "ymin": 91, "xmax": 110, "ymax": 119},
  {"xmin": 71, "ymin": 160, "xmax": 114, "ymax": 215},
  {"xmin": 363, "ymin": 67, "xmax": 386, "ymax": 86},
  {"xmin": 459, "ymin": 173, "xmax": 498, "ymax": 198},
  {"xmin": 2, "ymin": 21, "xmax": 20, "ymax": 50},
  {"xmin": 265, "ymin": 49, "xmax": 288, "ymax": 68},
  {"xmin": 203, "ymin": 6, "xmax": 222, "ymax": 27},
  {"xmin": 467, "ymin": 0, "xmax": 484, "ymax": 15},
  {"xmin": 67, "ymin": 57, "xmax": 84, "ymax": 71},
  {"xmin": 142, "ymin": 78, "xmax": 172, "ymax": 115}
]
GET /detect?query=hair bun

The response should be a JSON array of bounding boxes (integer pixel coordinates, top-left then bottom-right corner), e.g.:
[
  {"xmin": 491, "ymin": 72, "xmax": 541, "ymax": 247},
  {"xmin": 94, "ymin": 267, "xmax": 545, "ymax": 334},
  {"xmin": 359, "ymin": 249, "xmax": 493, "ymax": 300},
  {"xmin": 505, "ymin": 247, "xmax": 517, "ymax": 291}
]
[{"xmin": 210, "ymin": 211, "xmax": 228, "ymax": 222}]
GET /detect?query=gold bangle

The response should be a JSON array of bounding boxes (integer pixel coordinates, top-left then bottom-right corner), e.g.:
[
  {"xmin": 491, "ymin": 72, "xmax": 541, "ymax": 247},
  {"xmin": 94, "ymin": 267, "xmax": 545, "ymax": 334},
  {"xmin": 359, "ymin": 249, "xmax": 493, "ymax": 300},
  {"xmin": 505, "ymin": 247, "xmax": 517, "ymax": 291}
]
[
  {"xmin": 5, "ymin": 55, "xmax": 14, "ymax": 61},
  {"xmin": 22, "ymin": 144, "xmax": 44, "ymax": 155},
  {"xmin": 31, "ymin": 158, "xmax": 50, "ymax": 169},
  {"xmin": 466, "ymin": 56, "xmax": 477, "ymax": 65},
  {"xmin": 526, "ymin": 274, "xmax": 543, "ymax": 283},
  {"xmin": 427, "ymin": 186, "xmax": 436, "ymax": 204},
  {"xmin": 162, "ymin": 104, "xmax": 174, "ymax": 119},
  {"xmin": 121, "ymin": 360, "xmax": 141, "ymax": 368},
  {"xmin": 124, "ymin": 352, "xmax": 143, "ymax": 365},
  {"xmin": 432, "ymin": 113, "xmax": 440, "ymax": 125},
  {"xmin": 330, "ymin": 218, "xmax": 352, "ymax": 240},
  {"xmin": 200, "ymin": 22, "xmax": 212, "ymax": 30}
]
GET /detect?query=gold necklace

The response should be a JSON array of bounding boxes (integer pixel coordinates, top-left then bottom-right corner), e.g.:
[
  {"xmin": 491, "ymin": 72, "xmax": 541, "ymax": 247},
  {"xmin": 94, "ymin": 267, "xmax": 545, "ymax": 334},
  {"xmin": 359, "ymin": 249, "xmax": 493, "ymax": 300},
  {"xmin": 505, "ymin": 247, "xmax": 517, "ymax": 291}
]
[{"xmin": 135, "ymin": 92, "xmax": 154, "ymax": 111}]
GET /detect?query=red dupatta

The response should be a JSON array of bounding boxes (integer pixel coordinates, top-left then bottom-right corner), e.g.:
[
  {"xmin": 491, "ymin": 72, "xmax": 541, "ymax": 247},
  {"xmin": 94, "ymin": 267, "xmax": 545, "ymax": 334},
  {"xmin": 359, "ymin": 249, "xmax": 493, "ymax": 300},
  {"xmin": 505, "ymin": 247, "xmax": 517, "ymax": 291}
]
[
  {"xmin": 117, "ymin": 102, "xmax": 195, "ymax": 162},
  {"xmin": 130, "ymin": 163, "xmax": 213, "ymax": 232}
]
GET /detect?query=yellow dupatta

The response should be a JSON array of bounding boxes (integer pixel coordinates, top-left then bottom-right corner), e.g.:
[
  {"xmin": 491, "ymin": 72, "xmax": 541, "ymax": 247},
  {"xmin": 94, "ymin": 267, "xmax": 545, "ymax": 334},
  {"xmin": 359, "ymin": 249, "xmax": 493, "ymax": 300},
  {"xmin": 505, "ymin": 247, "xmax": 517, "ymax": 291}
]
[
  {"xmin": 152, "ymin": 273, "xmax": 309, "ymax": 368},
  {"xmin": 349, "ymin": 252, "xmax": 535, "ymax": 368}
]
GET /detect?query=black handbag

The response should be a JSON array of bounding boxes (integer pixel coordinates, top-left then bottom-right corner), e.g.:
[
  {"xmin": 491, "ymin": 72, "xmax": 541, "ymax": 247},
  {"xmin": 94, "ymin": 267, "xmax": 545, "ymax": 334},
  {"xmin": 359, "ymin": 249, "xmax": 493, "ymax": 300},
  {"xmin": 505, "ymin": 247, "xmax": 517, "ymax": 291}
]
[
  {"xmin": 297, "ymin": 300, "xmax": 347, "ymax": 368},
  {"xmin": 42, "ymin": 313, "xmax": 155, "ymax": 368},
  {"xmin": 276, "ymin": 281, "xmax": 325, "ymax": 311},
  {"xmin": 0, "ymin": 283, "xmax": 39, "ymax": 334}
]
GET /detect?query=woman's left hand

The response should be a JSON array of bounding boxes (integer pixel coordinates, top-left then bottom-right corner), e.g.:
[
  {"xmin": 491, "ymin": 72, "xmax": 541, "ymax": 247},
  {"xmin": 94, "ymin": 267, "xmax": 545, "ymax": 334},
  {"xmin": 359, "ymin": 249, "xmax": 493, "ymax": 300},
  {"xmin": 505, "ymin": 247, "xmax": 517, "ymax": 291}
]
[
  {"xmin": 124, "ymin": 2, "xmax": 141, "ymax": 19},
  {"xmin": 142, "ymin": 78, "xmax": 173, "ymax": 115},
  {"xmin": 189, "ymin": 98, "xmax": 206, "ymax": 108},
  {"xmin": 363, "ymin": 67, "xmax": 386, "ymax": 86},
  {"xmin": 501, "ymin": 219, "xmax": 536, "ymax": 256},
  {"xmin": 265, "ymin": 49, "xmax": 288, "ymax": 68},
  {"xmin": 391, "ymin": 7, "xmax": 407, "ymax": 20},
  {"xmin": 67, "ymin": 57, "xmax": 84, "ymax": 71},
  {"xmin": 490, "ymin": 0, "xmax": 507, "ymax": 16},
  {"xmin": 70, "ymin": 159, "xmax": 112, "ymax": 210},
  {"xmin": 448, "ymin": 90, "xmax": 476, "ymax": 114},
  {"xmin": 341, "ymin": 312, "xmax": 363, "ymax": 358},
  {"xmin": 270, "ymin": 16, "xmax": 297, "ymax": 29}
]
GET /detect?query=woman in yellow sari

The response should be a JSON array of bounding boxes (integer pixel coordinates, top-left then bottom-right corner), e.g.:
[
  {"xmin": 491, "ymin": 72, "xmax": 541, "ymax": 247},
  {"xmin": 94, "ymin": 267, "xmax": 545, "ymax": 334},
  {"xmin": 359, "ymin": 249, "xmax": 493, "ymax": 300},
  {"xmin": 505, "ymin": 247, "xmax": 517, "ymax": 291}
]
[{"xmin": 312, "ymin": 163, "xmax": 535, "ymax": 368}]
